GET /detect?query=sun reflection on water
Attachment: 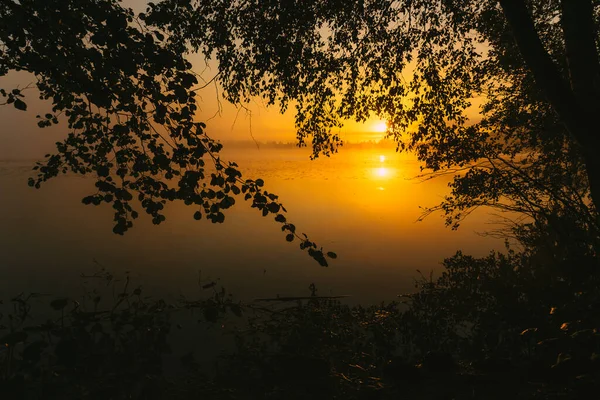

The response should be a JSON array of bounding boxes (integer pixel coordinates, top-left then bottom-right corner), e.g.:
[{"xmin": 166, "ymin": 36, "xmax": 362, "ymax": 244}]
[
  {"xmin": 370, "ymin": 152, "xmax": 394, "ymax": 183},
  {"xmin": 375, "ymin": 167, "xmax": 389, "ymax": 178}
]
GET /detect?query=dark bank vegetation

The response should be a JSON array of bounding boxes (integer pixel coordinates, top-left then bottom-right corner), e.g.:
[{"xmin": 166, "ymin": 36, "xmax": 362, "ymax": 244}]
[{"xmin": 2, "ymin": 211, "xmax": 599, "ymax": 399}]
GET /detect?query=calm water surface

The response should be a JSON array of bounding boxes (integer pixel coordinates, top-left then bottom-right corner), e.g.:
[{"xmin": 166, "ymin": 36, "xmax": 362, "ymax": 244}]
[{"xmin": 0, "ymin": 146, "xmax": 504, "ymax": 304}]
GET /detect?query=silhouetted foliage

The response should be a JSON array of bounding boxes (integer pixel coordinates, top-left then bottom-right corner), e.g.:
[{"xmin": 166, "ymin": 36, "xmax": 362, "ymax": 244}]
[
  {"xmin": 2, "ymin": 230, "xmax": 600, "ymax": 400},
  {"xmin": 141, "ymin": 0, "xmax": 600, "ymax": 220},
  {"xmin": 3, "ymin": 1, "xmax": 600, "ymax": 246},
  {"xmin": 0, "ymin": 0, "xmax": 336, "ymax": 265},
  {"xmin": 2, "ymin": 2, "xmax": 600, "ymax": 397},
  {"xmin": 0, "ymin": 268, "xmax": 244, "ymax": 399},
  {"xmin": 3, "ymin": 0, "xmax": 599, "ymax": 265}
]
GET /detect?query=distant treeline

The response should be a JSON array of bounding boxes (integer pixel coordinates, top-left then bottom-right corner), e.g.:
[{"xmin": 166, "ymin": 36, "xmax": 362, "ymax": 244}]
[{"xmin": 222, "ymin": 139, "xmax": 399, "ymax": 150}]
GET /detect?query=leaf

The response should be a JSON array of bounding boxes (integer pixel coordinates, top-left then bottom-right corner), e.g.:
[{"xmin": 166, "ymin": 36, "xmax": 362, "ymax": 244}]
[
  {"xmin": 14, "ymin": 98, "xmax": 27, "ymax": 111},
  {"xmin": 174, "ymin": 85, "xmax": 187, "ymax": 102},
  {"xmin": 113, "ymin": 223, "xmax": 126, "ymax": 235},
  {"xmin": 180, "ymin": 72, "xmax": 198, "ymax": 87},
  {"xmin": 97, "ymin": 166, "xmax": 110, "ymax": 177},
  {"xmin": 255, "ymin": 178, "xmax": 264, "ymax": 187},
  {"xmin": 285, "ymin": 234, "xmax": 294, "ymax": 242},
  {"xmin": 202, "ymin": 281, "xmax": 216, "ymax": 289},
  {"xmin": 266, "ymin": 202, "xmax": 280, "ymax": 213},
  {"xmin": 308, "ymin": 249, "xmax": 328, "ymax": 267},
  {"xmin": 327, "ymin": 251, "xmax": 338, "ymax": 259},
  {"xmin": 117, "ymin": 189, "xmax": 133, "ymax": 201}
]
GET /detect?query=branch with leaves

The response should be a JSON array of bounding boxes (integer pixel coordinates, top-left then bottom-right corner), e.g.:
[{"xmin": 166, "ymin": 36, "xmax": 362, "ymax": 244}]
[{"xmin": 0, "ymin": 0, "xmax": 335, "ymax": 266}]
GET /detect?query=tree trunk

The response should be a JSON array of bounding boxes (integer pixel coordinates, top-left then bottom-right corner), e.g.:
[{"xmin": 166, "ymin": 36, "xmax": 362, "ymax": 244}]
[
  {"xmin": 498, "ymin": 0, "xmax": 600, "ymax": 211},
  {"xmin": 561, "ymin": 0, "xmax": 600, "ymax": 212}
]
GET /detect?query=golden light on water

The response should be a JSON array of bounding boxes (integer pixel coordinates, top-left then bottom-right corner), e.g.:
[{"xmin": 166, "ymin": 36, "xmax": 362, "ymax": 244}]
[
  {"xmin": 375, "ymin": 167, "xmax": 389, "ymax": 177},
  {"xmin": 372, "ymin": 153, "xmax": 392, "ymax": 179}
]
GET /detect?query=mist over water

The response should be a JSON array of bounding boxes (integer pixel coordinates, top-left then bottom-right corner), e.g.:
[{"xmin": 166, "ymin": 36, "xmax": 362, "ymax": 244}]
[{"xmin": 0, "ymin": 146, "xmax": 504, "ymax": 304}]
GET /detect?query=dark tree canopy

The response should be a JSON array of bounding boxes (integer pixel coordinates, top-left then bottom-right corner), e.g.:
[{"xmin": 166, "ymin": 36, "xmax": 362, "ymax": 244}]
[
  {"xmin": 0, "ymin": 0, "xmax": 334, "ymax": 266},
  {"xmin": 1, "ymin": 0, "xmax": 599, "ymax": 262},
  {"xmin": 145, "ymin": 0, "xmax": 600, "ymax": 242}
]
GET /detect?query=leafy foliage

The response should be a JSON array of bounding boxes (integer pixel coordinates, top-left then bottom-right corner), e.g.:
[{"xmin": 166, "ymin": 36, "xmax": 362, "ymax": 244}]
[
  {"xmin": 3, "ymin": 1, "xmax": 600, "ymax": 398},
  {"xmin": 0, "ymin": 0, "xmax": 335, "ymax": 265},
  {"xmin": 143, "ymin": 0, "xmax": 600, "ymax": 231},
  {"xmin": 2, "ymin": 222, "xmax": 600, "ymax": 399},
  {"xmin": 3, "ymin": 0, "xmax": 598, "ymax": 264},
  {"xmin": 0, "ymin": 267, "xmax": 246, "ymax": 399}
]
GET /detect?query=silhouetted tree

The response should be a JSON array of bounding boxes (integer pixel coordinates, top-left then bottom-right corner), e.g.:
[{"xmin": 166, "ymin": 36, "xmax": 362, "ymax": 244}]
[
  {"xmin": 142, "ymin": 0, "xmax": 600, "ymax": 224},
  {"xmin": 2, "ymin": 0, "xmax": 599, "ymax": 256},
  {"xmin": 0, "ymin": 0, "xmax": 334, "ymax": 266}
]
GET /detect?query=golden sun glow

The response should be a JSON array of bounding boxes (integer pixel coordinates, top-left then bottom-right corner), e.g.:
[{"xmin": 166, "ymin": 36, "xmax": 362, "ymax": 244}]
[
  {"xmin": 371, "ymin": 153, "xmax": 393, "ymax": 179},
  {"xmin": 375, "ymin": 167, "xmax": 389, "ymax": 177},
  {"xmin": 372, "ymin": 120, "xmax": 388, "ymax": 133}
]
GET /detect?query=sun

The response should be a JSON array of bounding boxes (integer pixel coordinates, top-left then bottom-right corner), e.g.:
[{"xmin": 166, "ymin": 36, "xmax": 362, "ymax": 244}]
[{"xmin": 372, "ymin": 120, "xmax": 388, "ymax": 133}]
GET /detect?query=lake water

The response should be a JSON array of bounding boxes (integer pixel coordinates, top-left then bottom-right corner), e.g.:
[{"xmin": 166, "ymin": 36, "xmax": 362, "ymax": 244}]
[{"xmin": 0, "ymin": 145, "xmax": 504, "ymax": 305}]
